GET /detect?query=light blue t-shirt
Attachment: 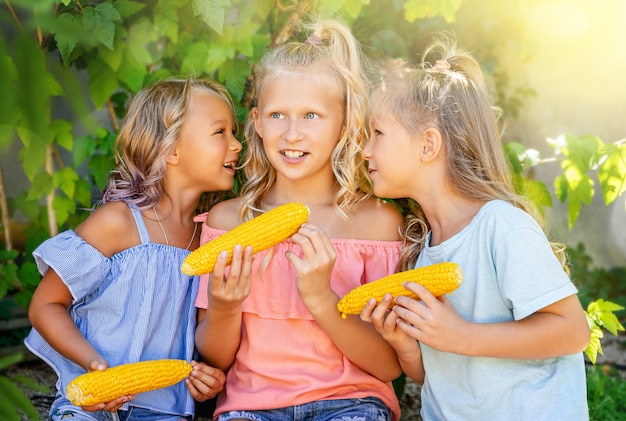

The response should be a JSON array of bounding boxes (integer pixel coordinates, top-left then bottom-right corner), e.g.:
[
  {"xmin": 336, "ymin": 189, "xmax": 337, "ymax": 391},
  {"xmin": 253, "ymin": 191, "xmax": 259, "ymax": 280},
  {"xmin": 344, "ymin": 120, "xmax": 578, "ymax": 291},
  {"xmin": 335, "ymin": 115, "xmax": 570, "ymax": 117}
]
[
  {"xmin": 417, "ymin": 200, "xmax": 588, "ymax": 421},
  {"xmin": 24, "ymin": 204, "xmax": 199, "ymax": 417}
]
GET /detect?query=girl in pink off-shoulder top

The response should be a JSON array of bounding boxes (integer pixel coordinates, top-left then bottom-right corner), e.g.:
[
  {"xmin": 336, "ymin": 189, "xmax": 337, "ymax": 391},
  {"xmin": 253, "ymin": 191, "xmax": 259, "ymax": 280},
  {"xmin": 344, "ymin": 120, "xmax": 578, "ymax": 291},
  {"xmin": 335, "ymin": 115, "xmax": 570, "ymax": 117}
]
[{"xmin": 194, "ymin": 18, "xmax": 404, "ymax": 421}]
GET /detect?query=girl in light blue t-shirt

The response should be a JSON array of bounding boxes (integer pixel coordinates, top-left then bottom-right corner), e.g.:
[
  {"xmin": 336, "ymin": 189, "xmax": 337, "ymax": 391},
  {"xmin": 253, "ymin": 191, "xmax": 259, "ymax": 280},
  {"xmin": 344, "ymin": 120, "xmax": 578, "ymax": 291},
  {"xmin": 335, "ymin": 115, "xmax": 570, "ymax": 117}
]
[{"xmin": 360, "ymin": 36, "xmax": 590, "ymax": 420}]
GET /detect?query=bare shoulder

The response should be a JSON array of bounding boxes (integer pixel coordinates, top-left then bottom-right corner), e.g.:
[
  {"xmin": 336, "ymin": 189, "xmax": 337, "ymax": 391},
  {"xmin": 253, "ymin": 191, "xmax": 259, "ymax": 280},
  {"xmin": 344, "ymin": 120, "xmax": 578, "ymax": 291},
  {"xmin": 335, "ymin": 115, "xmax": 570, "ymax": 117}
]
[
  {"xmin": 205, "ymin": 198, "xmax": 243, "ymax": 231},
  {"xmin": 74, "ymin": 201, "xmax": 138, "ymax": 257},
  {"xmin": 350, "ymin": 198, "xmax": 403, "ymax": 241}
]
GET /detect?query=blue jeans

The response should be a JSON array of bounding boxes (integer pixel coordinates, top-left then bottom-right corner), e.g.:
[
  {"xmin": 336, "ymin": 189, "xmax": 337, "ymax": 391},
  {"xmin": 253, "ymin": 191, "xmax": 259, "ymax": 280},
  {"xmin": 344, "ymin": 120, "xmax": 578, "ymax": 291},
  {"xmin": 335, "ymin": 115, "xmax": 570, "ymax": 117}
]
[
  {"xmin": 48, "ymin": 392, "xmax": 192, "ymax": 421},
  {"xmin": 217, "ymin": 397, "xmax": 391, "ymax": 421}
]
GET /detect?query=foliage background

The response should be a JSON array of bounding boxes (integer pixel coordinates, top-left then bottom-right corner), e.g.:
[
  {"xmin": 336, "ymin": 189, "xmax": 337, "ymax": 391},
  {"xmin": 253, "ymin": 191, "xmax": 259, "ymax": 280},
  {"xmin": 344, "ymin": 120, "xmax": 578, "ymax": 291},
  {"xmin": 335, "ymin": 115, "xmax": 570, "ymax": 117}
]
[
  {"xmin": 0, "ymin": 1, "xmax": 625, "ymax": 420},
  {"xmin": 0, "ymin": 0, "xmax": 624, "ymax": 316}
]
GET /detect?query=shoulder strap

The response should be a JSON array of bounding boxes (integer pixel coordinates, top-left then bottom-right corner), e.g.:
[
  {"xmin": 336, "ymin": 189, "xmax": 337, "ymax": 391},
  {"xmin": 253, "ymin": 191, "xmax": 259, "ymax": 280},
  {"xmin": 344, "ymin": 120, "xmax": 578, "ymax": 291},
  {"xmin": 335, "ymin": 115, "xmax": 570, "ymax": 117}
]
[{"xmin": 127, "ymin": 203, "xmax": 151, "ymax": 244}]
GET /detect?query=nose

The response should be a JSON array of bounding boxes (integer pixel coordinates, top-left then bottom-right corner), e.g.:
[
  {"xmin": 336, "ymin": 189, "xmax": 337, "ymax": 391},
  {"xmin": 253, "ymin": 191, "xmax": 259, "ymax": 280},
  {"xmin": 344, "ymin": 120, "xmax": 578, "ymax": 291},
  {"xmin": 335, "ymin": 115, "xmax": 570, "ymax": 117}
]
[
  {"xmin": 362, "ymin": 137, "xmax": 372, "ymax": 160},
  {"xmin": 230, "ymin": 132, "xmax": 243, "ymax": 152},
  {"xmin": 283, "ymin": 118, "xmax": 303, "ymax": 142}
]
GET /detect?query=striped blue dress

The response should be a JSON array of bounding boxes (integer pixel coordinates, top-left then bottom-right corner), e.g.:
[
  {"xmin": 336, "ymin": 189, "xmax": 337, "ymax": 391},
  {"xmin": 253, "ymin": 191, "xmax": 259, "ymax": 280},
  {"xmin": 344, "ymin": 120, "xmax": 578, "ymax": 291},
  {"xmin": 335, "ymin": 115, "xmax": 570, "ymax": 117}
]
[{"xmin": 24, "ymin": 204, "xmax": 199, "ymax": 417}]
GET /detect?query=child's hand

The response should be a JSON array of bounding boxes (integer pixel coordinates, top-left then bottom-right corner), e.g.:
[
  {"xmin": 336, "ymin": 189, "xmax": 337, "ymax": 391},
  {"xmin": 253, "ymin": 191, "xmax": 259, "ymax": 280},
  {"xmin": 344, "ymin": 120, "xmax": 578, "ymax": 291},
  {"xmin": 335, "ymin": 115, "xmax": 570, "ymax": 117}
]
[
  {"xmin": 207, "ymin": 245, "xmax": 253, "ymax": 313},
  {"xmin": 285, "ymin": 223, "xmax": 337, "ymax": 309},
  {"xmin": 185, "ymin": 360, "xmax": 226, "ymax": 401},
  {"xmin": 81, "ymin": 358, "xmax": 134, "ymax": 412},
  {"xmin": 393, "ymin": 282, "xmax": 469, "ymax": 354},
  {"xmin": 360, "ymin": 294, "xmax": 420, "ymax": 358}
]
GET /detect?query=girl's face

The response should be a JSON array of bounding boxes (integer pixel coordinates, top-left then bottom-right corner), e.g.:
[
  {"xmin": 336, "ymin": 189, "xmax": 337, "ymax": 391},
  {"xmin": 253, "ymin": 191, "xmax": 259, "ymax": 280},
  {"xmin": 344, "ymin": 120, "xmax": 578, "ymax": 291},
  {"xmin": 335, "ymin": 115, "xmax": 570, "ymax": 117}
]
[
  {"xmin": 173, "ymin": 91, "xmax": 241, "ymax": 193},
  {"xmin": 252, "ymin": 72, "xmax": 345, "ymax": 183},
  {"xmin": 363, "ymin": 112, "xmax": 421, "ymax": 199}
]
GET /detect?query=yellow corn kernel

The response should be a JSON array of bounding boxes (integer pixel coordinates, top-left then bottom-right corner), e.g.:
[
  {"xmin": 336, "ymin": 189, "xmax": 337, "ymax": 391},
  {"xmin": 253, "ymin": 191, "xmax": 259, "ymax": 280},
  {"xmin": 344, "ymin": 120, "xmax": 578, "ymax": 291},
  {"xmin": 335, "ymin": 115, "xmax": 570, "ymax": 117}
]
[
  {"xmin": 65, "ymin": 359, "xmax": 192, "ymax": 406},
  {"xmin": 181, "ymin": 202, "xmax": 310, "ymax": 276},
  {"xmin": 337, "ymin": 262, "xmax": 463, "ymax": 319}
]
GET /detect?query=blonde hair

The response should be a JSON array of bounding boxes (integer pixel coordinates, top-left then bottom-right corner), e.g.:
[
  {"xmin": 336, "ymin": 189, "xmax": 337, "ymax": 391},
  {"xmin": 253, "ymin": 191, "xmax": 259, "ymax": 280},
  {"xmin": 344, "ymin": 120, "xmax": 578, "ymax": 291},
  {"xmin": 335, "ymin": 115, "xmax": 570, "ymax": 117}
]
[
  {"xmin": 238, "ymin": 18, "xmax": 370, "ymax": 220},
  {"xmin": 102, "ymin": 77, "xmax": 237, "ymax": 213},
  {"xmin": 370, "ymin": 36, "xmax": 567, "ymax": 271}
]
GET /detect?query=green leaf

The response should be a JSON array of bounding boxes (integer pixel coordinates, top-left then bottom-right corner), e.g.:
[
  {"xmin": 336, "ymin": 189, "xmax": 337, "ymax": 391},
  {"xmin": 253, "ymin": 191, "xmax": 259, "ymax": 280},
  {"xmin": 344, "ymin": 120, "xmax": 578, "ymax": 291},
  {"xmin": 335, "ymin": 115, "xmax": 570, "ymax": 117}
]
[
  {"xmin": 87, "ymin": 58, "xmax": 118, "ymax": 108},
  {"xmin": 53, "ymin": 195, "xmax": 77, "ymax": 226},
  {"xmin": 217, "ymin": 58, "xmax": 250, "ymax": 102},
  {"xmin": 98, "ymin": 37, "xmax": 125, "ymax": 71},
  {"xmin": 343, "ymin": 0, "xmax": 369, "ymax": 19},
  {"xmin": 597, "ymin": 143, "xmax": 626, "ymax": 205},
  {"xmin": 26, "ymin": 172, "xmax": 53, "ymax": 201},
  {"xmin": 192, "ymin": 0, "xmax": 230, "ymax": 35},
  {"xmin": 88, "ymin": 154, "xmax": 116, "ymax": 189},
  {"xmin": 17, "ymin": 261, "xmax": 41, "ymax": 288},
  {"xmin": 73, "ymin": 135, "xmax": 97, "ymax": 166},
  {"xmin": 584, "ymin": 323, "xmax": 604, "ymax": 364},
  {"xmin": 126, "ymin": 19, "xmax": 159, "ymax": 65},
  {"xmin": 82, "ymin": 3, "xmax": 122, "ymax": 50},
  {"xmin": 181, "ymin": 41, "xmax": 210, "ymax": 75},
  {"xmin": 15, "ymin": 33, "xmax": 50, "ymax": 143},
  {"xmin": 119, "ymin": 46, "xmax": 147, "ymax": 92},
  {"xmin": 0, "ymin": 50, "xmax": 17, "ymax": 147},
  {"xmin": 17, "ymin": 136, "xmax": 47, "ymax": 181},
  {"xmin": 0, "ymin": 376, "xmax": 40, "ymax": 421},
  {"xmin": 114, "ymin": 0, "xmax": 145, "ymax": 18},
  {"xmin": 154, "ymin": 2, "xmax": 181, "ymax": 43},
  {"xmin": 53, "ymin": 12, "xmax": 81, "ymax": 66},
  {"xmin": 403, "ymin": 0, "xmax": 463, "ymax": 23},
  {"xmin": 0, "ymin": 353, "xmax": 23, "ymax": 370},
  {"xmin": 74, "ymin": 178, "xmax": 93, "ymax": 207},
  {"xmin": 51, "ymin": 119, "xmax": 73, "ymax": 151},
  {"xmin": 54, "ymin": 167, "xmax": 79, "ymax": 198}
]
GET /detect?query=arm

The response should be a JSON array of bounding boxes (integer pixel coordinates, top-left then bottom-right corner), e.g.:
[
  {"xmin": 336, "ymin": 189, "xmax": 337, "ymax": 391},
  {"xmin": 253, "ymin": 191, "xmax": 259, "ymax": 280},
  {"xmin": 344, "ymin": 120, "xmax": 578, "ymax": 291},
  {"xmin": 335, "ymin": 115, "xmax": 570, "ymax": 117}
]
[
  {"xmin": 27, "ymin": 202, "xmax": 136, "ymax": 411},
  {"xmin": 195, "ymin": 246, "xmax": 254, "ymax": 371},
  {"xmin": 393, "ymin": 283, "xmax": 590, "ymax": 359},
  {"xmin": 287, "ymin": 224, "xmax": 403, "ymax": 382}
]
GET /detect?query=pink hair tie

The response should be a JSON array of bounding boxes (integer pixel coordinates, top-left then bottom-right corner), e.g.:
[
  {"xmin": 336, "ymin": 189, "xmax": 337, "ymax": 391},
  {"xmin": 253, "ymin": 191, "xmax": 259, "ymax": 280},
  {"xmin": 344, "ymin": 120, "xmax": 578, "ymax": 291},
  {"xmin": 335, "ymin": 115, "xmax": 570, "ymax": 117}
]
[
  {"xmin": 433, "ymin": 59, "xmax": 451, "ymax": 71},
  {"xmin": 305, "ymin": 34, "xmax": 323, "ymax": 46}
]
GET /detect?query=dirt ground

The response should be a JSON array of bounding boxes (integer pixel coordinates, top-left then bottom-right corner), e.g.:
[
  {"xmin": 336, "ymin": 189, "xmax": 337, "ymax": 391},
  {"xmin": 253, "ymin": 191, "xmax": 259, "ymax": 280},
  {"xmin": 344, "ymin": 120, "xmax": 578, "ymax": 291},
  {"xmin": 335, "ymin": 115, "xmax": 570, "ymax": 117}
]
[{"xmin": 10, "ymin": 331, "xmax": 626, "ymax": 421}]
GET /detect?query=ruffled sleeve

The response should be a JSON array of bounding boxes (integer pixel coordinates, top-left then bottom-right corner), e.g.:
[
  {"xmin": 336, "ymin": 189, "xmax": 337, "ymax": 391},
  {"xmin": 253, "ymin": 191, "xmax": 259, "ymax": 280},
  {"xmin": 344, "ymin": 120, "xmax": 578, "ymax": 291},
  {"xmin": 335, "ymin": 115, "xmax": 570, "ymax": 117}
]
[{"xmin": 32, "ymin": 230, "xmax": 111, "ymax": 301}]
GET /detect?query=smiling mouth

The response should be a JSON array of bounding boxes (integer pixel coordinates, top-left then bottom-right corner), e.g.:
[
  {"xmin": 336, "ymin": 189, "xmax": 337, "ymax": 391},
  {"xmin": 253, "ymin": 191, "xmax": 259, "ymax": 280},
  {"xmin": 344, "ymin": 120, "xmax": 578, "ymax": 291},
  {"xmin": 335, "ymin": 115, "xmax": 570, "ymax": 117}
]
[
  {"xmin": 224, "ymin": 161, "xmax": 237, "ymax": 169},
  {"xmin": 281, "ymin": 150, "xmax": 305, "ymax": 159}
]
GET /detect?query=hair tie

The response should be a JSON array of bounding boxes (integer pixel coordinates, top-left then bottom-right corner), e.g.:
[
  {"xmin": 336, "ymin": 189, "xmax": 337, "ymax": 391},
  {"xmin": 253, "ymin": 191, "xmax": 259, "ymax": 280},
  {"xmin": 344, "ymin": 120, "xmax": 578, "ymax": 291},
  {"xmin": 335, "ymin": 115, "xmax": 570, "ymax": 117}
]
[
  {"xmin": 433, "ymin": 59, "xmax": 451, "ymax": 72},
  {"xmin": 305, "ymin": 34, "xmax": 323, "ymax": 46}
]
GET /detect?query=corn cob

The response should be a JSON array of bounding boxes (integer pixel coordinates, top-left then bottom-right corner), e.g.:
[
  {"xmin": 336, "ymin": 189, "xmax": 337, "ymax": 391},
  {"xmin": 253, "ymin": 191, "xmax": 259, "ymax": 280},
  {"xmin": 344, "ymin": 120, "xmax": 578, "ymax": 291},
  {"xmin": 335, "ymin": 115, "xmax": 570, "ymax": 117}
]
[
  {"xmin": 181, "ymin": 202, "xmax": 310, "ymax": 276},
  {"xmin": 65, "ymin": 359, "xmax": 192, "ymax": 406},
  {"xmin": 337, "ymin": 262, "xmax": 463, "ymax": 319}
]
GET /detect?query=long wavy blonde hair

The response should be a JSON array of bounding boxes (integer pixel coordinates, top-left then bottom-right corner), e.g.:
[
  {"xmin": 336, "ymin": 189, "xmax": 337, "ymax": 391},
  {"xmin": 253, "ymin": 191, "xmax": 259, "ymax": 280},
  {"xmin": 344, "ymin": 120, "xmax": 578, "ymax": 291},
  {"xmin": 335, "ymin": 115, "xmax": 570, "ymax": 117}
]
[
  {"xmin": 238, "ymin": 18, "xmax": 371, "ymax": 221},
  {"xmin": 102, "ymin": 77, "xmax": 237, "ymax": 213},
  {"xmin": 370, "ymin": 36, "xmax": 568, "ymax": 272}
]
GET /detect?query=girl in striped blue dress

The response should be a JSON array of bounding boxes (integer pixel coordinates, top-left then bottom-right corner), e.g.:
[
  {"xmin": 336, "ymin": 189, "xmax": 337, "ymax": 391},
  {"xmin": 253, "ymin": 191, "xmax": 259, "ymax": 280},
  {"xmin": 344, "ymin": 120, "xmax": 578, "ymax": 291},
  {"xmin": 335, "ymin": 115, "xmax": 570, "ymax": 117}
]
[{"xmin": 25, "ymin": 77, "xmax": 244, "ymax": 421}]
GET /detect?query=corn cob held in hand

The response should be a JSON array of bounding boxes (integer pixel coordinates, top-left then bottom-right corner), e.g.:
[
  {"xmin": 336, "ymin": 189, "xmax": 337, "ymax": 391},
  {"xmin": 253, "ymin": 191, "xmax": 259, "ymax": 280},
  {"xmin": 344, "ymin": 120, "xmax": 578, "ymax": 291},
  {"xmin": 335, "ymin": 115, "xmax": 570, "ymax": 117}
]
[
  {"xmin": 66, "ymin": 359, "xmax": 192, "ymax": 406},
  {"xmin": 337, "ymin": 262, "xmax": 463, "ymax": 319},
  {"xmin": 181, "ymin": 202, "xmax": 310, "ymax": 276}
]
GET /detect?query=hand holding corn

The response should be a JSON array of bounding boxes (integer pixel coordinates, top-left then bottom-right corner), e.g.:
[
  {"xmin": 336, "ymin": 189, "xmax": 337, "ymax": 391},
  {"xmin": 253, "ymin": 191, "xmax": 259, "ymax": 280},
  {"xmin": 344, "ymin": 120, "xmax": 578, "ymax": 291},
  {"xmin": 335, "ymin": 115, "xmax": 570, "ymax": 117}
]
[
  {"xmin": 181, "ymin": 202, "xmax": 310, "ymax": 275},
  {"xmin": 65, "ymin": 359, "xmax": 192, "ymax": 406},
  {"xmin": 337, "ymin": 262, "xmax": 463, "ymax": 319}
]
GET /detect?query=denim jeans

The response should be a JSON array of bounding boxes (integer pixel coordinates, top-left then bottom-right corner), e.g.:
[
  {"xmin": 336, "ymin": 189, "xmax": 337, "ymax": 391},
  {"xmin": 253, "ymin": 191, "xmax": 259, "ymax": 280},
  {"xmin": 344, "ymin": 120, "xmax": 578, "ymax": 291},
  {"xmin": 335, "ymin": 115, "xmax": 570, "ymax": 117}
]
[
  {"xmin": 217, "ymin": 397, "xmax": 391, "ymax": 421},
  {"xmin": 48, "ymin": 392, "xmax": 192, "ymax": 421}
]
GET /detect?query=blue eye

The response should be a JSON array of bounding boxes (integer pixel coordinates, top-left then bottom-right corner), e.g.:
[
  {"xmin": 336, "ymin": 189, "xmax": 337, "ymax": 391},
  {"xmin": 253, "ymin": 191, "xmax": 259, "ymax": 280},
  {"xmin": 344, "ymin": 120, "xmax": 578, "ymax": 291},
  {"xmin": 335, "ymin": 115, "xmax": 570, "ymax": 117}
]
[
  {"xmin": 305, "ymin": 112, "xmax": 317, "ymax": 119},
  {"xmin": 271, "ymin": 112, "xmax": 282, "ymax": 119}
]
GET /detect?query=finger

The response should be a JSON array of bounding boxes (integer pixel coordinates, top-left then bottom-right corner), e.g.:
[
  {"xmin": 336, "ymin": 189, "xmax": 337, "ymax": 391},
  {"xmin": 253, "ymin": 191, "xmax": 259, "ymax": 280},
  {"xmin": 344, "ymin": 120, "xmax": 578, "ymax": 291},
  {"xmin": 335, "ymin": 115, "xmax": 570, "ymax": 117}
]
[
  {"xmin": 402, "ymin": 282, "xmax": 439, "ymax": 307},
  {"xmin": 359, "ymin": 297, "xmax": 378, "ymax": 322},
  {"xmin": 225, "ymin": 244, "xmax": 244, "ymax": 288},
  {"xmin": 299, "ymin": 224, "xmax": 335, "ymax": 256},
  {"xmin": 209, "ymin": 250, "xmax": 229, "ymax": 292}
]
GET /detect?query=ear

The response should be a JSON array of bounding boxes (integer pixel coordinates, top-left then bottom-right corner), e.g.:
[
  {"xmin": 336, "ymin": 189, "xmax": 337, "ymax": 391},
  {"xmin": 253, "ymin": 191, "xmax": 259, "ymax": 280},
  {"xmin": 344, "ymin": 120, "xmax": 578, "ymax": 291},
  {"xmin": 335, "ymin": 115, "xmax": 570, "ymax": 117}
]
[
  {"xmin": 252, "ymin": 108, "xmax": 262, "ymax": 137},
  {"xmin": 166, "ymin": 148, "xmax": 180, "ymax": 165},
  {"xmin": 420, "ymin": 127, "xmax": 444, "ymax": 162}
]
